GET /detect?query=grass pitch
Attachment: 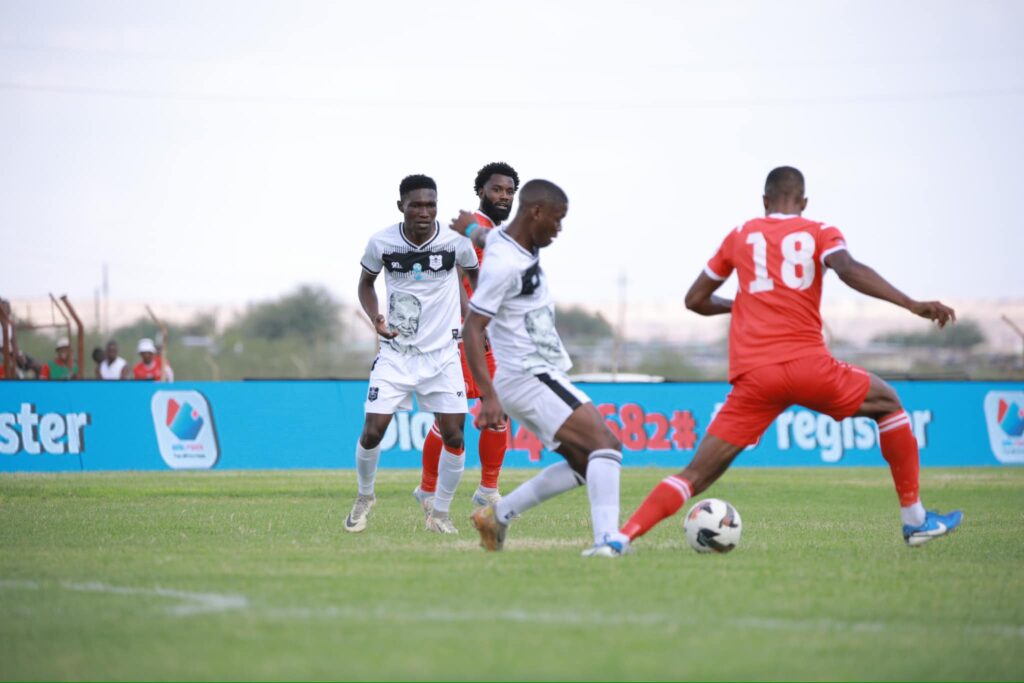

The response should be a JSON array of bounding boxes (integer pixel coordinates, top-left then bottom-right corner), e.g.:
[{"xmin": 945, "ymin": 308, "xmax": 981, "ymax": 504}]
[{"xmin": 1, "ymin": 467, "xmax": 1021, "ymax": 681}]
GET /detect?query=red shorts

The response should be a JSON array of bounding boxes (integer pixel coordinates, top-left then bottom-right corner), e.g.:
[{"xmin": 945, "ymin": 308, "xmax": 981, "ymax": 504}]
[
  {"xmin": 707, "ymin": 354, "xmax": 871, "ymax": 447},
  {"xmin": 460, "ymin": 342, "xmax": 497, "ymax": 399}
]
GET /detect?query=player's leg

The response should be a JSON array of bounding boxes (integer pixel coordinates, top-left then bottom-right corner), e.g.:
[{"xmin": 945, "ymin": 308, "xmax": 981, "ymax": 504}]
[
  {"xmin": 550, "ymin": 401, "xmax": 632, "ymax": 557},
  {"xmin": 418, "ymin": 342, "xmax": 476, "ymax": 511},
  {"xmin": 417, "ymin": 354, "xmax": 470, "ymax": 534},
  {"xmin": 853, "ymin": 370, "xmax": 962, "ymax": 545},
  {"xmin": 622, "ymin": 371, "xmax": 780, "ymax": 543},
  {"xmin": 427, "ymin": 411, "xmax": 466, "ymax": 533},
  {"xmin": 471, "ymin": 371, "xmax": 588, "ymax": 551},
  {"xmin": 345, "ymin": 360, "xmax": 412, "ymax": 534},
  {"xmin": 413, "ymin": 421, "xmax": 442, "ymax": 512},
  {"xmin": 621, "ymin": 434, "xmax": 745, "ymax": 543},
  {"xmin": 473, "ymin": 349, "xmax": 507, "ymax": 507},
  {"xmin": 345, "ymin": 412, "xmax": 394, "ymax": 533}
]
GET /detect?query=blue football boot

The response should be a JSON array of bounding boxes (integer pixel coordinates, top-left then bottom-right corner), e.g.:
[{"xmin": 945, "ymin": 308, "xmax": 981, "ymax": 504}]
[{"xmin": 903, "ymin": 509, "xmax": 963, "ymax": 547}]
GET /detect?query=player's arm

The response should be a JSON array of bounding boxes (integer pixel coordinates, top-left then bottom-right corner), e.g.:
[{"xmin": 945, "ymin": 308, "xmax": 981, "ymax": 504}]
[
  {"xmin": 450, "ymin": 210, "xmax": 488, "ymax": 250},
  {"xmin": 684, "ymin": 272, "xmax": 733, "ymax": 316},
  {"xmin": 825, "ymin": 250, "xmax": 956, "ymax": 327},
  {"xmin": 456, "ymin": 267, "xmax": 470, "ymax": 318},
  {"xmin": 463, "ymin": 265, "xmax": 479, "ymax": 291},
  {"xmin": 357, "ymin": 269, "xmax": 398, "ymax": 339},
  {"xmin": 462, "ymin": 311, "xmax": 504, "ymax": 430}
]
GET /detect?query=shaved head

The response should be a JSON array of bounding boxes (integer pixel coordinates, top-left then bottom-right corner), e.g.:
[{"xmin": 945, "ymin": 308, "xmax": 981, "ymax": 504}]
[
  {"xmin": 764, "ymin": 166, "xmax": 805, "ymax": 202},
  {"xmin": 517, "ymin": 179, "xmax": 568, "ymax": 209}
]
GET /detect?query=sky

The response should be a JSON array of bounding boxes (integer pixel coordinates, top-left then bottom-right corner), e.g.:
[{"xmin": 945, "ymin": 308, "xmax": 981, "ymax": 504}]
[{"xmin": 2, "ymin": 0, "xmax": 1023, "ymax": 318}]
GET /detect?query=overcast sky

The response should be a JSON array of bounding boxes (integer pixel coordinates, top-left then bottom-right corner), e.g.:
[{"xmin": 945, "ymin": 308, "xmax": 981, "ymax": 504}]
[{"xmin": 2, "ymin": 0, "xmax": 1022, "ymax": 315}]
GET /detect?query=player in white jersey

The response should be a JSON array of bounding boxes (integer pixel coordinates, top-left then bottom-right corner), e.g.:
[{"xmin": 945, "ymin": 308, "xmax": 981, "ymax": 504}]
[
  {"xmin": 345, "ymin": 174, "xmax": 480, "ymax": 535},
  {"xmin": 461, "ymin": 179, "xmax": 632, "ymax": 558}
]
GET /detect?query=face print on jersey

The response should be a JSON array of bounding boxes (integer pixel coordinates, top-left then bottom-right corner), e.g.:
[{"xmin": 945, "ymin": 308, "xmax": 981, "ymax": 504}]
[
  {"xmin": 389, "ymin": 291, "xmax": 422, "ymax": 341},
  {"xmin": 524, "ymin": 307, "xmax": 568, "ymax": 368}
]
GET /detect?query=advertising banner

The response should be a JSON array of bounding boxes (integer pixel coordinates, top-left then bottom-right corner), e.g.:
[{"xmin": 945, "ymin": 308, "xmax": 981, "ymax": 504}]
[{"xmin": 1, "ymin": 380, "xmax": 1021, "ymax": 472}]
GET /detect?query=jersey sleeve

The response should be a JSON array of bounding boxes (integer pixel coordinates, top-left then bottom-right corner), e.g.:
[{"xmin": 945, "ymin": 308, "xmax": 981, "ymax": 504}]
[
  {"xmin": 705, "ymin": 228, "xmax": 737, "ymax": 281},
  {"xmin": 456, "ymin": 236, "xmax": 480, "ymax": 270},
  {"xmin": 360, "ymin": 237, "xmax": 382, "ymax": 274},
  {"xmin": 468, "ymin": 259, "xmax": 516, "ymax": 319},
  {"xmin": 818, "ymin": 225, "xmax": 848, "ymax": 265}
]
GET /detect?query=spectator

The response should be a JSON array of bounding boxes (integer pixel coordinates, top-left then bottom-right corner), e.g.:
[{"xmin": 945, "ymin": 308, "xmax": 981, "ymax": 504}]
[
  {"xmin": 16, "ymin": 352, "xmax": 40, "ymax": 380},
  {"xmin": 133, "ymin": 338, "xmax": 169, "ymax": 381},
  {"xmin": 0, "ymin": 298, "xmax": 15, "ymax": 379},
  {"xmin": 39, "ymin": 337, "xmax": 78, "ymax": 380},
  {"xmin": 96, "ymin": 340, "xmax": 129, "ymax": 380}
]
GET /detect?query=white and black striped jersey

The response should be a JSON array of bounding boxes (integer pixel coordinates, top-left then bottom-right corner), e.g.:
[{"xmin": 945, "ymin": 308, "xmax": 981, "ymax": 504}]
[
  {"xmin": 468, "ymin": 228, "xmax": 572, "ymax": 375},
  {"xmin": 361, "ymin": 222, "xmax": 479, "ymax": 356}
]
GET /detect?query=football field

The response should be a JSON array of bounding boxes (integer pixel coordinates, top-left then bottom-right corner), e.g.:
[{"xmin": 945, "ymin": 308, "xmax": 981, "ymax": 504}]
[{"xmin": 1, "ymin": 467, "xmax": 1021, "ymax": 681}]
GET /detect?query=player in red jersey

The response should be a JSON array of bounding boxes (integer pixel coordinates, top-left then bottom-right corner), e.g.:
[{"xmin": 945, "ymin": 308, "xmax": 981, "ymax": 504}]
[
  {"xmin": 414, "ymin": 162, "xmax": 520, "ymax": 513},
  {"xmin": 616, "ymin": 167, "xmax": 962, "ymax": 551}
]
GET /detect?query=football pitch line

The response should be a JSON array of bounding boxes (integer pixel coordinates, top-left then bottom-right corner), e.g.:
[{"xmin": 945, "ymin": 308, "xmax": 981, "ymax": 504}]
[{"xmin": 3, "ymin": 578, "xmax": 1022, "ymax": 640}]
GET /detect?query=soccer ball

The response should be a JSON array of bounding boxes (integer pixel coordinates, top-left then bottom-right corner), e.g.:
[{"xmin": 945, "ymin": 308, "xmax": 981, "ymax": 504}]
[{"xmin": 683, "ymin": 498, "xmax": 742, "ymax": 553}]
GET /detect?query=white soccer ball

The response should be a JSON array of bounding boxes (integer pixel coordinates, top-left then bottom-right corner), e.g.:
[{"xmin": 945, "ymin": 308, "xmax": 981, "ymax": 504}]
[{"xmin": 683, "ymin": 498, "xmax": 742, "ymax": 553}]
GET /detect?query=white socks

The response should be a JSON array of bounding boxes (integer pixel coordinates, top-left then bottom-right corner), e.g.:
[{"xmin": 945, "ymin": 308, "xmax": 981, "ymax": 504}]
[
  {"xmin": 495, "ymin": 460, "xmax": 584, "ymax": 524},
  {"xmin": 586, "ymin": 449, "xmax": 625, "ymax": 546},
  {"xmin": 355, "ymin": 442, "xmax": 381, "ymax": 496},
  {"xmin": 901, "ymin": 501, "xmax": 926, "ymax": 527},
  {"xmin": 432, "ymin": 447, "xmax": 465, "ymax": 514}
]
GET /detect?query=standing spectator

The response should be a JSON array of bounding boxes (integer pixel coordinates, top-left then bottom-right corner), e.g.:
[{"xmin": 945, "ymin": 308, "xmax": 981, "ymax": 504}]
[
  {"xmin": 40, "ymin": 337, "xmax": 78, "ymax": 380},
  {"xmin": 16, "ymin": 352, "xmax": 40, "ymax": 380},
  {"xmin": 97, "ymin": 340, "xmax": 129, "ymax": 380},
  {"xmin": 0, "ymin": 298, "xmax": 16, "ymax": 379},
  {"xmin": 133, "ymin": 338, "xmax": 170, "ymax": 381}
]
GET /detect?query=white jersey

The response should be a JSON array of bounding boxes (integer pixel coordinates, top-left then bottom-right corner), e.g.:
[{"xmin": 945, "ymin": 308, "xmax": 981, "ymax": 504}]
[
  {"xmin": 361, "ymin": 221, "xmax": 479, "ymax": 357},
  {"xmin": 468, "ymin": 228, "xmax": 572, "ymax": 375},
  {"xmin": 98, "ymin": 357, "xmax": 126, "ymax": 379}
]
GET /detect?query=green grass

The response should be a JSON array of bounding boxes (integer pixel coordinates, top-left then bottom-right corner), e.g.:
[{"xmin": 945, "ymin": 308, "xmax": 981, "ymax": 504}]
[{"xmin": 1, "ymin": 467, "xmax": 1021, "ymax": 681}]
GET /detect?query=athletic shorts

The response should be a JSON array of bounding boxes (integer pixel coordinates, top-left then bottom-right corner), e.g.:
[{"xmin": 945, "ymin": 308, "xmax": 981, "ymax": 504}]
[
  {"xmin": 460, "ymin": 341, "xmax": 497, "ymax": 399},
  {"xmin": 364, "ymin": 346, "xmax": 469, "ymax": 415},
  {"xmin": 707, "ymin": 354, "xmax": 871, "ymax": 447},
  {"xmin": 494, "ymin": 368, "xmax": 590, "ymax": 451}
]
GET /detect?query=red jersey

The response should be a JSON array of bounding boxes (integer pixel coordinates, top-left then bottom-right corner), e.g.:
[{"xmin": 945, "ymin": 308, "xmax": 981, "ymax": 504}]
[
  {"xmin": 133, "ymin": 357, "xmax": 164, "ymax": 381},
  {"xmin": 705, "ymin": 214, "xmax": 847, "ymax": 382},
  {"xmin": 461, "ymin": 210, "xmax": 496, "ymax": 297}
]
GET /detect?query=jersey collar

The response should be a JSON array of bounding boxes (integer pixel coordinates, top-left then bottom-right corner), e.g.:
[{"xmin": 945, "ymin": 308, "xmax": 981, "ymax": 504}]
[
  {"xmin": 398, "ymin": 221, "xmax": 440, "ymax": 250},
  {"xmin": 767, "ymin": 212, "xmax": 800, "ymax": 219},
  {"xmin": 497, "ymin": 228, "xmax": 538, "ymax": 257}
]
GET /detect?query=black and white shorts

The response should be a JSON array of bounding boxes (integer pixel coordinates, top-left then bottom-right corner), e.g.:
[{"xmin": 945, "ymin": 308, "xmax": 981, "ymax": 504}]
[
  {"xmin": 365, "ymin": 347, "xmax": 468, "ymax": 415},
  {"xmin": 494, "ymin": 368, "xmax": 590, "ymax": 450}
]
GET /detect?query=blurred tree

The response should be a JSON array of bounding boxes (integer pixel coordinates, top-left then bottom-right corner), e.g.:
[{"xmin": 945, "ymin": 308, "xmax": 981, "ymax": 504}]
[
  {"xmin": 872, "ymin": 319, "xmax": 986, "ymax": 349},
  {"xmin": 228, "ymin": 285, "xmax": 342, "ymax": 344},
  {"xmin": 555, "ymin": 306, "xmax": 613, "ymax": 340},
  {"xmin": 630, "ymin": 344, "xmax": 706, "ymax": 380}
]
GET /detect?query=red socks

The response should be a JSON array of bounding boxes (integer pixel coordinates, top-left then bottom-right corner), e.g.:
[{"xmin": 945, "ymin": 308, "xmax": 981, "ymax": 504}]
[
  {"xmin": 420, "ymin": 423, "xmax": 507, "ymax": 493},
  {"xmin": 621, "ymin": 475, "xmax": 693, "ymax": 541},
  {"xmin": 877, "ymin": 411, "xmax": 921, "ymax": 506},
  {"xmin": 419, "ymin": 425, "xmax": 443, "ymax": 493},
  {"xmin": 478, "ymin": 425, "xmax": 508, "ymax": 490}
]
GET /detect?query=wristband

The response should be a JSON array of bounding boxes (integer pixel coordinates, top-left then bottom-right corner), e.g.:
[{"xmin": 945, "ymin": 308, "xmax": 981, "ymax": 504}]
[{"xmin": 464, "ymin": 222, "xmax": 480, "ymax": 238}]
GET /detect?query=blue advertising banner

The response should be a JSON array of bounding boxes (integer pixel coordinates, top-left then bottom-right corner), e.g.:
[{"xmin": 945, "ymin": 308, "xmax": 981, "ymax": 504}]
[{"xmin": 1, "ymin": 380, "xmax": 1022, "ymax": 472}]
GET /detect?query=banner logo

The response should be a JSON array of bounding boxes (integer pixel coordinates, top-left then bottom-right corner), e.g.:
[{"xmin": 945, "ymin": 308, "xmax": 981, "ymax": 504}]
[
  {"xmin": 0, "ymin": 404, "xmax": 90, "ymax": 455},
  {"xmin": 984, "ymin": 391, "xmax": 1024, "ymax": 463},
  {"xmin": 150, "ymin": 391, "xmax": 219, "ymax": 469}
]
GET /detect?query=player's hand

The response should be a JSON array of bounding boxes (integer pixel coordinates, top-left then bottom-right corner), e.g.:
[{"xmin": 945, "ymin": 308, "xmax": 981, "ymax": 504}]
[
  {"xmin": 910, "ymin": 300, "xmax": 957, "ymax": 328},
  {"xmin": 474, "ymin": 395, "xmax": 506, "ymax": 431},
  {"xmin": 373, "ymin": 314, "xmax": 399, "ymax": 339},
  {"xmin": 449, "ymin": 210, "xmax": 477, "ymax": 236}
]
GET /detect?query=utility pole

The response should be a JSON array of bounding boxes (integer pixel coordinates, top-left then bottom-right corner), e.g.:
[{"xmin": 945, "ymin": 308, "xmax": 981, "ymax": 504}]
[
  {"xmin": 1001, "ymin": 315, "xmax": 1024, "ymax": 369},
  {"xmin": 102, "ymin": 263, "xmax": 109, "ymax": 337},
  {"xmin": 612, "ymin": 272, "xmax": 627, "ymax": 379}
]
